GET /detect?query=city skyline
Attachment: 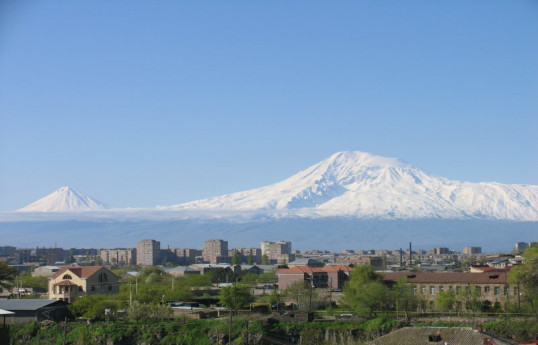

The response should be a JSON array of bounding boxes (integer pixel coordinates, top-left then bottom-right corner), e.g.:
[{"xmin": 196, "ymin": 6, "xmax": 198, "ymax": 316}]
[{"xmin": 1, "ymin": 1, "xmax": 537, "ymax": 212}]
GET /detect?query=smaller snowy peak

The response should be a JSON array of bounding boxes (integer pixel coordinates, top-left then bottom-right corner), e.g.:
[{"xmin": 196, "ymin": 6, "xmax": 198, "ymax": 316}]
[{"xmin": 17, "ymin": 186, "xmax": 107, "ymax": 212}]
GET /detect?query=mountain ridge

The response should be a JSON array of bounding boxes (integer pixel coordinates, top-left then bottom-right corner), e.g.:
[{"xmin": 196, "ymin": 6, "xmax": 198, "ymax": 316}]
[
  {"xmin": 164, "ymin": 151, "xmax": 538, "ymax": 221},
  {"xmin": 14, "ymin": 151, "xmax": 538, "ymax": 220}
]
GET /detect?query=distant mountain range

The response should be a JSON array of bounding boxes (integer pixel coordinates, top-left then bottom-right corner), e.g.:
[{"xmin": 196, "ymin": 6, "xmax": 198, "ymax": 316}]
[{"xmin": 15, "ymin": 151, "xmax": 538, "ymax": 221}]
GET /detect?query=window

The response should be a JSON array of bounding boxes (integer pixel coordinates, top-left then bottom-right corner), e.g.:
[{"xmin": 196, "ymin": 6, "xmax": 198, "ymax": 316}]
[
  {"xmin": 456, "ymin": 286, "xmax": 462, "ymax": 294},
  {"xmin": 448, "ymin": 286, "xmax": 453, "ymax": 291},
  {"xmin": 439, "ymin": 286, "xmax": 445, "ymax": 292},
  {"xmin": 90, "ymin": 286, "xmax": 95, "ymax": 292},
  {"xmin": 484, "ymin": 286, "xmax": 490, "ymax": 293},
  {"xmin": 413, "ymin": 287, "xmax": 417, "ymax": 295},
  {"xmin": 421, "ymin": 286, "xmax": 427, "ymax": 294},
  {"xmin": 99, "ymin": 273, "xmax": 108, "ymax": 282},
  {"xmin": 108, "ymin": 285, "xmax": 113, "ymax": 291},
  {"xmin": 430, "ymin": 286, "xmax": 436, "ymax": 295},
  {"xmin": 475, "ymin": 286, "xmax": 481, "ymax": 294},
  {"xmin": 494, "ymin": 287, "xmax": 500, "ymax": 295},
  {"xmin": 504, "ymin": 286, "xmax": 510, "ymax": 296},
  {"xmin": 62, "ymin": 274, "xmax": 72, "ymax": 280}
]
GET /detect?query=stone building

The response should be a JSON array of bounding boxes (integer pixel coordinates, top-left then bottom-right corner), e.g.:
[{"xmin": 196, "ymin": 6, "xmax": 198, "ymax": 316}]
[{"xmin": 381, "ymin": 271, "xmax": 515, "ymax": 308}]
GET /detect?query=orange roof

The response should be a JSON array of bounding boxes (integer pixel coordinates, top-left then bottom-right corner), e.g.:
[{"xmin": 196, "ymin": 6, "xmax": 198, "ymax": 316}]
[
  {"xmin": 277, "ymin": 265, "xmax": 353, "ymax": 274},
  {"xmin": 50, "ymin": 266, "xmax": 105, "ymax": 280},
  {"xmin": 323, "ymin": 265, "xmax": 353, "ymax": 272}
]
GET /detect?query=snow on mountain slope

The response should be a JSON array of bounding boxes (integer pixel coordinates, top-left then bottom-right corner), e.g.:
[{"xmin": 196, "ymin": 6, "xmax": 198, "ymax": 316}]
[
  {"xmin": 165, "ymin": 151, "xmax": 538, "ymax": 221},
  {"xmin": 17, "ymin": 186, "xmax": 107, "ymax": 212}
]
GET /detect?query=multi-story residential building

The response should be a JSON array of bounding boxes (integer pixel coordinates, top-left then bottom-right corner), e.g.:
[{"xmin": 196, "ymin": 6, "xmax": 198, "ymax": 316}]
[
  {"xmin": 228, "ymin": 248, "xmax": 262, "ymax": 264},
  {"xmin": 136, "ymin": 239, "xmax": 160, "ymax": 266},
  {"xmin": 515, "ymin": 242, "xmax": 529, "ymax": 253},
  {"xmin": 203, "ymin": 239, "xmax": 228, "ymax": 264},
  {"xmin": 48, "ymin": 266, "xmax": 119, "ymax": 303},
  {"xmin": 261, "ymin": 241, "xmax": 292, "ymax": 263},
  {"xmin": 100, "ymin": 248, "xmax": 136, "ymax": 265},
  {"xmin": 463, "ymin": 246, "xmax": 482, "ymax": 255},
  {"xmin": 431, "ymin": 247, "xmax": 450, "ymax": 255},
  {"xmin": 37, "ymin": 248, "xmax": 68, "ymax": 265},
  {"xmin": 172, "ymin": 248, "xmax": 198, "ymax": 265}
]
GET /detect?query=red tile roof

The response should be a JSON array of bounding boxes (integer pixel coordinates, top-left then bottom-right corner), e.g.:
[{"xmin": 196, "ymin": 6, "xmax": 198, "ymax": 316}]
[
  {"xmin": 50, "ymin": 266, "xmax": 104, "ymax": 280},
  {"xmin": 277, "ymin": 265, "xmax": 353, "ymax": 274}
]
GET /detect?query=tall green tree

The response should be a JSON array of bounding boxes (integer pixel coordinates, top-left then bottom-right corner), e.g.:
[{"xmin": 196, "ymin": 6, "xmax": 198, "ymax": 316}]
[
  {"xmin": 283, "ymin": 280, "xmax": 318, "ymax": 311},
  {"xmin": 0, "ymin": 261, "xmax": 17, "ymax": 291},
  {"xmin": 509, "ymin": 246, "xmax": 538, "ymax": 312},
  {"xmin": 391, "ymin": 278, "xmax": 419, "ymax": 316},
  {"xmin": 436, "ymin": 290, "xmax": 457, "ymax": 312},
  {"xmin": 232, "ymin": 250, "xmax": 240, "ymax": 265},
  {"xmin": 219, "ymin": 284, "xmax": 253, "ymax": 311},
  {"xmin": 342, "ymin": 266, "xmax": 390, "ymax": 316}
]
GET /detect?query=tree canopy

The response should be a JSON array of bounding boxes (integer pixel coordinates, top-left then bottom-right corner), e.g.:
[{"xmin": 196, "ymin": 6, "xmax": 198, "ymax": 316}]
[
  {"xmin": 509, "ymin": 246, "xmax": 538, "ymax": 312},
  {"xmin": 0, "ymin": 261, "xmax": 17, "ymax": 290},
  {"xmin": 341, "ymin": 266, "xmax": 391, "ymax": 316},
  {"xmin": 219, "ymin": 284, "xmax": 253, "ymax": 311}
]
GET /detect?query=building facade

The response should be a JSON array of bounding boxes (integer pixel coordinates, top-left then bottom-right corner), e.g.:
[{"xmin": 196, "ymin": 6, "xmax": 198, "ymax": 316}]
[
  {"xmin": 261, "ymin": 241, "xmax": 292, "ymax": 263},
  {"xmin": 463, "ymin": 246, "xmax": 482, "ymax": 255},
  {"xmin": 276, "ymin": 265, "xmax": 352, "ymax": 290},
  {"xmin": 48, "ymin": 266, "xmax": 119, "ymax": 303},
  {"xmin": 203, "ymin": 239, "xmax": 228, "ymax": 264},
  {"xmin": 381, "ymin": 271, "xmax": 515, "ymax": 307},
  {"xmin": 172, "ymin": 248, "xmax": 198, "ymax": 265},
  {"xmin": 136, "ymin": 239, "xmax": 160, "ymax": 266},
  {"xmin": 100, "ymin": 248, "xmax": 136, "ymax": 265}
]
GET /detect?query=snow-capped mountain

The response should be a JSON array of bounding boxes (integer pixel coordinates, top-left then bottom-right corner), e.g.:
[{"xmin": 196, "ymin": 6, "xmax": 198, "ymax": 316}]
[
  {"xmin": 165, "ymin": 151, "xmax": 538, "ymax": 221},
  {"xmin": 17, "ymin": 186, "xmax": 107, "ymax": 212}
]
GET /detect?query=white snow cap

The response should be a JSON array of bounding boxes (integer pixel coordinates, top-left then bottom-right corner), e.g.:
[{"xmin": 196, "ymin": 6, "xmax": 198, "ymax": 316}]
[
  {"xmin": 168, "ymin": 150, "xmax": 538, "ymax": 221},
  {"xmin": 18, "ymin": 186, "xmax": 106, "ymax": 212}
]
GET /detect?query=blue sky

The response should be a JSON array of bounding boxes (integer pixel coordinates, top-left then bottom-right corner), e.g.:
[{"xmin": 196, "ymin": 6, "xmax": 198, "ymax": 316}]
[{"xmin": 1, "ymin": 1, "xmax": 537, "ymax": 211}]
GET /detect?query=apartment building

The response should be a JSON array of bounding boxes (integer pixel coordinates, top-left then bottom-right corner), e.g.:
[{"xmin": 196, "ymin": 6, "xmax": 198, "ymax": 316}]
[
  {"xmin": 463, "ymin": 246, "xmax": 482, "ymax": 255},
  {"xmin": 203, "ymin": 239, "xmax": 228, "ymax": 264},
  {"xmin": 99, "ymin": 248, "xmax": 136, "ymax": 265},
  {"xmin": 136, "ymin": 239, "xmax": 160, "ymax": 266},
  {"xmin": 261, "ymin": 241, "xmax": 292, "ymax": 263}
]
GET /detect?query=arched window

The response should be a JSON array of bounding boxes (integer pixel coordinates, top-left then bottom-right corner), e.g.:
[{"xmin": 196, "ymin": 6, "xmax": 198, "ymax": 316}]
[
  {"xmin": 99, "ymin": 273, "xmax": 108, "ymax": 282},
  {"xmin": 62, "ymin": 274, "xmax": 72, "ymax": 280}
]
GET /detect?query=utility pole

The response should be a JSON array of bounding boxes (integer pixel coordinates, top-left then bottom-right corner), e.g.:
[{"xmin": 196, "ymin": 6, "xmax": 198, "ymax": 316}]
[
  {"xmin": 308, "ymin": 276, "xmax": 313, "ymax": 313},
  {"xmin": 409, "ymin": 242, "xmax": 413, "ymax": 268}
]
